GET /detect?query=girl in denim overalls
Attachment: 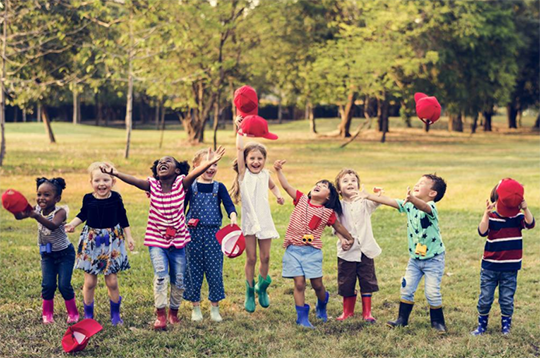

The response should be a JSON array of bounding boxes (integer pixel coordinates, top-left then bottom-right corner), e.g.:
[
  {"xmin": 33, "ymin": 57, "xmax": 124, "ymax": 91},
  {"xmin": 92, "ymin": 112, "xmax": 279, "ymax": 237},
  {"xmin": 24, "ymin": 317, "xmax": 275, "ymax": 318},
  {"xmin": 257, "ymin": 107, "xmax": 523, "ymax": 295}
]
[{"xmin": 184, "ymin": 149, "xmax": 237, "ymax": 322}]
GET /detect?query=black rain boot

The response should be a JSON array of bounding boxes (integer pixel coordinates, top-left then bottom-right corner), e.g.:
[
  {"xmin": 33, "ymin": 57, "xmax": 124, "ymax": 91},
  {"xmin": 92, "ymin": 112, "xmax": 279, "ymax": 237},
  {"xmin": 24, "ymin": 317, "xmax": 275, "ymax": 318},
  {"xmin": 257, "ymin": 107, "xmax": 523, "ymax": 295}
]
[
  {"xmin": 430, "ymin": 307, "xmax": 447, "ymax": 334},
  {"xmin": 387, "ymin": 301, "xmax": 414, "ymax": 328}
]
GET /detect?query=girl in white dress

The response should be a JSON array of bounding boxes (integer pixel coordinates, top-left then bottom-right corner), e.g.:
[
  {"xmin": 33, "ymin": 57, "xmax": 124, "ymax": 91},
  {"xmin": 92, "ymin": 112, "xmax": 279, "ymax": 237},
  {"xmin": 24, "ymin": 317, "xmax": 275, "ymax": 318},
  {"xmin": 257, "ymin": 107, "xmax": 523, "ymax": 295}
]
[{"xmin": 230, "ymin": 116, "xmax": 283, "ymax": 313}]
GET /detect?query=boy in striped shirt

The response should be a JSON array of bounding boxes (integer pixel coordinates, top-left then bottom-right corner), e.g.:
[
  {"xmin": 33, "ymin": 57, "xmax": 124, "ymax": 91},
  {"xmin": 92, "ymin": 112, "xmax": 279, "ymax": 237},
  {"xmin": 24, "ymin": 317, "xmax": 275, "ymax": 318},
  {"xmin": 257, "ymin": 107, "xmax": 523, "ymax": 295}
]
[{"xmin": 472, "ymin": 178, "xmax": 535, "ymax": 335}]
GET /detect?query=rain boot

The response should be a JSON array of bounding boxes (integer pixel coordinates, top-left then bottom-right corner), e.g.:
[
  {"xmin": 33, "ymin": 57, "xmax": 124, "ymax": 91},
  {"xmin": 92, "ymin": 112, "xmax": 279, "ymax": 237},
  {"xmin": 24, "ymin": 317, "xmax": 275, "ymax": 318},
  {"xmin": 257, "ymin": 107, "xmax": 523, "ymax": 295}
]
[
  {"xmin": 83, "ymin": 300, "xmax": 94, "ymax": 319},
  {"xmin": 244, "ymin": 280, "xmax": 256, "ymax": 313},
  {"xmin": 255, "ymin": 274, "xmax": 272, "ymax": 308},
  {"xmin": 429, "ymin": 307, "xmax": 447, "ymax": 334},
  {"xmin": 501, "ymin": 315, "xmax": 512, "ymax": 335},
  {"xmin": 471, "ymin": 314, "xmax": 488, "ymax": 336},
  {"xmin": 316, "ymin": 291, "xmax": 329, "ymax": 322},
  {"xmin": 110, "ymin": 296, "xmax": 123, "ymax": 326},
  {"xmin": 168, "ymin": 308, "xmax": 180, "ymax": 325},
  {"xmin": 361, "ymin": 294, "xmax": 376, "ymax": 323},
  {"xmin": 210, "ymin": 306, "xmax": 223, "ymax": 322},
  {"xmin": 387, "ymin": 301, "xmax": 414, "ymax": 328},
  {"xmin": 336, "ymin": 295, "xmax": 356, "ymax": 321},
  {"xmin": 42, "ymin": 299, "xmax": 54, "ymax": 324},
  {"xmin": 64, "ymin": 298, "xmax": 79, "ymax": 324},
  {"xmin": 295, "ymin": 304, "xmax": 314, "ymax": 328},
  {"xmin": 154, "ymin": 307, "xmax": 167, "ymax": 330},
  {"xmin": 191, "ymin": 306, "xmax": 203, "ymax": 322}
]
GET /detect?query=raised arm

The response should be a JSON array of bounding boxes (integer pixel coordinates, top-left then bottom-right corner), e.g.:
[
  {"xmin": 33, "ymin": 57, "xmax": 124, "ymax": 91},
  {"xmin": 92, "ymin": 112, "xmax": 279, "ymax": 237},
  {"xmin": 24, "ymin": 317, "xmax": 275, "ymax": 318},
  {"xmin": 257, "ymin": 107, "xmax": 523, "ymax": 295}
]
[
  {"xmin": 403, "ymin": 187, "xmax": 432, "ymax": 214},
  {"xmin": 235, "ymin": 116, "xmax": 246, "ymax": 179},
  {"xmin": 478, "ymin": 199, "xmax": 495, "ymax": 236},
  {"xmin": 273, "ymin": 160, "xmax": 296, "ymax": 200},
  {"xmin": 183, "ymin": 146, "xmax": 226, "ymax": 189},
  {"xmin": 101, "ymin": 164, "xmax": 150, "ymax": 192},
  {"xmin": 356, "ymin": 185, "xmax": 399, "ymax": 209},
  {"xmin": 521, "ymin": 200, "xmax": 534, "ymax": 226}
]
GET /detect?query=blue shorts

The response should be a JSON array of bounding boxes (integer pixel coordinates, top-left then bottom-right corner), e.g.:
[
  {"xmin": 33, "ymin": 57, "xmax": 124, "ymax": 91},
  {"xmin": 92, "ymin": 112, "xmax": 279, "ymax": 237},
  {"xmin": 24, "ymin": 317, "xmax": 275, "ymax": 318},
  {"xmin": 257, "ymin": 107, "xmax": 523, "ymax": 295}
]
[{"xmin": 282, "ymin": 245, "xmax": 323, "ymax": 279}]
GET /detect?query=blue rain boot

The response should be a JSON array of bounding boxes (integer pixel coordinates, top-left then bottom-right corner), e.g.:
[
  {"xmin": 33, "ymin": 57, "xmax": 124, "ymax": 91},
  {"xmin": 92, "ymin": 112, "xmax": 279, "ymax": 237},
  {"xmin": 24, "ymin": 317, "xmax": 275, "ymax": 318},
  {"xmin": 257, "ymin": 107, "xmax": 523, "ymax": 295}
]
[
  {"xmin": 295, "ymin": 304, "xmax": 314, "ymax": 328},
  {"xmin": 471, "ymin": 314, "xmax": 488, "ymax": 336},
  {"xmin": 83, "ymin": 300, "xmax": 94, "ymax": 319},
  {"xmin": 501, "ymin": 315, "xmax": 512, "ymax": 335},
  {"xmin": 110, "ymin": 296, "xmax": 123, "ymax": 326},
  {"xmin": 316, "ymin": 291, "xmax": 329, "ymax": 322}
]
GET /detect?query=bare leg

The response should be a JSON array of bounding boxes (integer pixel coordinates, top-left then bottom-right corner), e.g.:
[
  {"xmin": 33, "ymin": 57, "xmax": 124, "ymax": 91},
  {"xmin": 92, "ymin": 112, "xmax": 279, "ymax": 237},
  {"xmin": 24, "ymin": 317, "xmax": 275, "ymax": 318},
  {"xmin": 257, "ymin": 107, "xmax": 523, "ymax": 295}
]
[
  {"xmin": 83, "ymin": 273, "xmax": 98, "ymax": 305},
  {"xmin": 104, "ymin": 273, "xmax": 120, "ymax": 303},
  {"xmin": 244, "ymin": 235, "xmax": 257, "ymax": 285},
  {"xmin": 258, "ymin": 239, "xmax": 272, "ymax": 279},
  {"xmin": 293, "ymin": 276, "xmax": 307, "ymax": 307}
]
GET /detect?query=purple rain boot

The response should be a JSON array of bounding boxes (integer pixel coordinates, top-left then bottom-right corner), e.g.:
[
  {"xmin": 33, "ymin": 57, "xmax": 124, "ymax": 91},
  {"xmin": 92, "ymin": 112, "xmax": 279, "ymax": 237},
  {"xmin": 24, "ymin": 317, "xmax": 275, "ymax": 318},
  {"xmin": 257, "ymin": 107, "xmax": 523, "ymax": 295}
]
[
  {"xmin": 110, "ymin": 296, "xmax": 123, "ymax": 326},
  {"xmin": 84, "ymin": 300, "xmax": 94, "ymax": 319}
]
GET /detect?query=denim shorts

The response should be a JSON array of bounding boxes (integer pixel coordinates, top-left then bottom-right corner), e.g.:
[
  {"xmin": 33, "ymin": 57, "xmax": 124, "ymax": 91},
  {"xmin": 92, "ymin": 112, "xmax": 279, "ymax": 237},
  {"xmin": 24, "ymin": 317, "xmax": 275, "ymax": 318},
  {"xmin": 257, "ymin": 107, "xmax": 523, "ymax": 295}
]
[{"xmin": 282, "ymin": 245, "xmax": 323, "ymax": 279}]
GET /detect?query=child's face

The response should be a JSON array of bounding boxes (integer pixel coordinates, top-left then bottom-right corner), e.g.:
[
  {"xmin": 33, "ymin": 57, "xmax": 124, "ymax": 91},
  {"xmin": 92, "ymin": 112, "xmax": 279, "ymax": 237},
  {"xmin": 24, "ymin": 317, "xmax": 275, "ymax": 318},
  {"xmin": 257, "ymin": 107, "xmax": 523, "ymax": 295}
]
[
  {"xmin": 338, "ymin": 173, "xmax": 359, "ymax": 199},
  {"xmin": 195, "ymin": 156, "xmax": 218, "ymax": 182},
  {"xmin": 156, "ymin": 156, "xmax": 180, "ymax": 178},
  {"xmin": 91, "ymin": 170, "xmax": 115, "ymax": 198},
  {"xmin": 246, "ymin": 149, "xmax": 266, "ymax": 174},
  {"xmin": 310, "ymin": 181, "xmax": 331, "ymax": 203},
  {"xmin": 36, "ymin": 183, "xmax": 60, "ymax": 211},
  {"xmin": 413, "ymin": 176, "xmax": 435, "ymax": 201}
]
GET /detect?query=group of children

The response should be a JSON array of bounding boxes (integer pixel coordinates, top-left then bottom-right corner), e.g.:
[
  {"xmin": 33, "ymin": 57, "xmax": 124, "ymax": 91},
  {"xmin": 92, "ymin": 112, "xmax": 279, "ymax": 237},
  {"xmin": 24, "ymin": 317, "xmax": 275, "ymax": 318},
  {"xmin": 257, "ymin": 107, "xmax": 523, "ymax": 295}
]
[{"xmin": 15, "ymin": 109, "xmax": 535, "ymax": 337}]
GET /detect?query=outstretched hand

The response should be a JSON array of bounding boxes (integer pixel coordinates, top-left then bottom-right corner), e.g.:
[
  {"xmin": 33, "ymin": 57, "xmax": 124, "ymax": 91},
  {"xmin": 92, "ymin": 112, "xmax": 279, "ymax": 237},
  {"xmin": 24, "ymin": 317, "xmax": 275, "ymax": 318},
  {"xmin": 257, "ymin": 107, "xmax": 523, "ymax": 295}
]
[
  {"xmin": 200, "ymin": 146, "xmax": 225, "ymax": 167},
  {"xmin": 403, "ymin": 186, "xmax": 412, "ymax": 205},
  {"xmin": 274, "ymin": 159, "xmax": 286, "ymax": 171},
  {"xmin": 235, "ymin": 116, "xmax": 244, "ymax": 128},
  {"xmin": 485, "ymin": 199, "xmax": 496, "ymax": 213},
  {"xmin": 100, "ymin": 163, "xmax": 117, "ymax": 176}
]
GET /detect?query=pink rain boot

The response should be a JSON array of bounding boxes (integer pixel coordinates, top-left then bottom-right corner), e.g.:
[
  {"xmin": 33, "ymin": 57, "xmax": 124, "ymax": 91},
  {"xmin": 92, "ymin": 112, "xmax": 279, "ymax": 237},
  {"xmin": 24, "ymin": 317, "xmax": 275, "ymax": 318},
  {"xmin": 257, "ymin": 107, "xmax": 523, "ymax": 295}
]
[
  {"xmin": 65, "ymin": 298, "xmax": 80, "ymax": 324},
  {"xmin": 42, "ymin": 299, "xmax": 54, "ymax": 324}
]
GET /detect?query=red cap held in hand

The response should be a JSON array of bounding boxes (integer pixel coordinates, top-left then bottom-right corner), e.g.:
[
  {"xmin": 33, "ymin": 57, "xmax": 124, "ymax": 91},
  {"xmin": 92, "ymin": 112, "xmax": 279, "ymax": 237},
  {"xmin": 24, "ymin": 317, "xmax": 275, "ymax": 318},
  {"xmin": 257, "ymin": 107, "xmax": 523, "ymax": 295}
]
[
  {"xmin": 216, "ymin": 224, "xmax": 246, "ymax": 258},
  {"xmin": 496, "ymin": 178, "xmax": 524, "ymax": 217},
  {"xmin": 234, "ymin": 85, "xmax": 259, "ymax": 117},
  {"xmin": 61, "ymin": 318, "xmax": 103, "ymax": 353},
  {"xmin": 2, "ymin": 189, "xmax": 33, "ymax": 215},
  {"xmin": 414, "ymin": 92, "xmax": 441, "ymax": 125},
  {"xmin": 237, "ymin": 115, "xmax": 278, "ymax": 140}
]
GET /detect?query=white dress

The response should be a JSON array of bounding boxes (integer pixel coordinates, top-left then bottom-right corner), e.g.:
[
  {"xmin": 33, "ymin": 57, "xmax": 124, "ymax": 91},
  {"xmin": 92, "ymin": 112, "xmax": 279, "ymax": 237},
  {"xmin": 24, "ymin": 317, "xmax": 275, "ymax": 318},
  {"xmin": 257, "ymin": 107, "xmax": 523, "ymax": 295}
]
[{"xmin": 239, "ymin": 169, "xmax": 279, "ymax": 240}]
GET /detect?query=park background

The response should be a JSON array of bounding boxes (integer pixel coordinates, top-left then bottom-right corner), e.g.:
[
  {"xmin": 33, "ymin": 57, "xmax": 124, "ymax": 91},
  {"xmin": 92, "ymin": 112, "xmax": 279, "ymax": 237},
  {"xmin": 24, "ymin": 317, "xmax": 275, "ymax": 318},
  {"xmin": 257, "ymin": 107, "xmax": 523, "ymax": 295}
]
[{"xmin": 0, "ymin": 1, "xmax": 539, "ymax": 357}]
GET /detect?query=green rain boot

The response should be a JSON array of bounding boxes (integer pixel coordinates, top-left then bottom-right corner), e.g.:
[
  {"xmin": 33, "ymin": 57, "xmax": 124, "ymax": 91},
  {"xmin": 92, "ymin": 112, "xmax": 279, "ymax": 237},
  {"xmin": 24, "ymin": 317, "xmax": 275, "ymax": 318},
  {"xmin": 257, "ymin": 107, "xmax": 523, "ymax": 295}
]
[
  {"xmin": 255, "ymin": 274, "xmax": 272, "ymax": 308},
  {"xmin": 245, "ymin": 280, "xmax": 256, "ymax": 313}
]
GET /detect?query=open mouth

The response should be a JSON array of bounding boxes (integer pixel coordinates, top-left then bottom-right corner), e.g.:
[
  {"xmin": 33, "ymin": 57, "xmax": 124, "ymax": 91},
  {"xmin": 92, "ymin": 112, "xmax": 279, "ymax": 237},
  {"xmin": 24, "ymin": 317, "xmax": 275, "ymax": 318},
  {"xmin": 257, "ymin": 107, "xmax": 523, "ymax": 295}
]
[{"xmin": 205, "ymin": 170, "xmax": 216, "ymax": 176}]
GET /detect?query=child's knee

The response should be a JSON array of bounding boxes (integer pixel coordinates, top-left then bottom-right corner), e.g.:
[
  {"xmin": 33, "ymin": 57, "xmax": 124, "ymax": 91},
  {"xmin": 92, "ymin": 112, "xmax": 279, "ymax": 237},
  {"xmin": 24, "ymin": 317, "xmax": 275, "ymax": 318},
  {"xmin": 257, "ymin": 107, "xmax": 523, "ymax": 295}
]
[
  {"xmin": 294, "ymin": 281, "xmax": 306, "ymax": 292},
  {"xmin": 154, "ymin": 275, "xmax": 170, "ymax": 293},
  {"xmin": 310, "ymin": 280, "xmax": 324, "ymax": 292},
  {"xmin": 259, "ymin": 252, "xmax": 270, "ymax": 265},
  {"xmin": 105, "ymin": 275, "xmax": 119, "ymax": 291},
  {"xmin": 245, "ymin": 253, "xmax": 257, "ymax": 267}
]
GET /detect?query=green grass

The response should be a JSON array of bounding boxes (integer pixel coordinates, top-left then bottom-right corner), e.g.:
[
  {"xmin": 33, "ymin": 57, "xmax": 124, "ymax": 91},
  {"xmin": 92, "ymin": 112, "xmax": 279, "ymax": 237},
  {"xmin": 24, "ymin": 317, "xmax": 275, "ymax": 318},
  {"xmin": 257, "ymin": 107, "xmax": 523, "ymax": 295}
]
[{"xmin": 1, "ymin": 116, "xmax": 539, "ymax": 358}]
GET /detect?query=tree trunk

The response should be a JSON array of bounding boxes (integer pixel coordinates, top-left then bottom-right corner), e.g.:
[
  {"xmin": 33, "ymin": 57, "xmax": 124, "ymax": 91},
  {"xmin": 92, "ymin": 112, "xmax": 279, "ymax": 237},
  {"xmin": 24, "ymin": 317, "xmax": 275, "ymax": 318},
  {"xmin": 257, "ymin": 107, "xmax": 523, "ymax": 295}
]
[
  {"xmin": 471, "ymin": 112, "xmax": 480, "ymax": 134},
  {"xmin": 23, "ymin": 108, "xmax": 27, "ymax": 122},
  {"xmin": 306, "ymin": 102, "xmax": 316, "ymax": 134},
  {"xmin": 338, "ymin": 91, "xmax": 356, "ymax": 138},
  {"xmin": 213, "ymin": 98, "xmax": 220, "ymax": 150},
  {"xmin": 378, "ymin": 95, "xmax": 389, "ymax": 143},
  {"xmin": 37, "ymin": 103, "xmax": 42, "ymax": 123},
  {"xmin": 155, "ymin": 101, "xmax": 160, "ymax": 129},
  {"xmin": 424, "ymin": 121, "xmax": 430, "ymax": 132},
  {"xmin": 41, "ymin": 106, "xmax": 56, "ymax": 143},
  {"xmin": 278, "ymin": 98, "xmax": 283, "ymax": 124},
  {"xmin": 507, "ymin": 104, "xmax": 518, "ymax": 129},
  {"xmin": 483, "ymin": 108, "xmax": 493, "ymax": 132},
  {"xmin": 124, "ymin": 9, "xmax": 134, "ymax": 159},
  {"xmin": 448, "ymin": 112, "xmax": 463, "ymax": 132},
  {"xmin": 517, "ymin": 110, "xmax": 523, "ymax": 128},
  {"xmin": 534, "ymin": 112, "xmax": 540, "ymax": 129},
  {"xmin": 73, "ymin": 88, "xmax": 79, "ymax": 124},
  {"xmin": 12, "ymin": 106, "xmax": 17, "ymax": 122}
]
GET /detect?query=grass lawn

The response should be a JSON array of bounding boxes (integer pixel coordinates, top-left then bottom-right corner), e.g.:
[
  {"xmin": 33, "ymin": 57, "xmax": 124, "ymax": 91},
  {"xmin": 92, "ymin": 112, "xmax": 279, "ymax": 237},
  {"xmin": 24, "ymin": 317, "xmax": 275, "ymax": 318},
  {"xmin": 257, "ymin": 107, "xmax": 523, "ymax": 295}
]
[{"xmin": 0, "ymin": 115, "xmax": 539, "ymax": 358}]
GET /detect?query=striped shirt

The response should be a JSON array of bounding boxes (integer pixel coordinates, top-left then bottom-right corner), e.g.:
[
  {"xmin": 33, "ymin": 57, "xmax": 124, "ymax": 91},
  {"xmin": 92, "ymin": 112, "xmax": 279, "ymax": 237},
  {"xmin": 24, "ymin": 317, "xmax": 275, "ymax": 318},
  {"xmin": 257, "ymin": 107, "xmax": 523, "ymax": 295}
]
[
  {"xmin": 479, "ymin": 211, "xmax": 535, "ymax": 271},
  {"xmin": 36, "ymin": 205, "xmax": 71, "ymax": 252},
  {"xmin": 283, "ymin": 191, "xmax": 336, "ymax": 249},
  {"xmin": 144, "ymin": 175, "xmax": 191, "ymax": 249}
]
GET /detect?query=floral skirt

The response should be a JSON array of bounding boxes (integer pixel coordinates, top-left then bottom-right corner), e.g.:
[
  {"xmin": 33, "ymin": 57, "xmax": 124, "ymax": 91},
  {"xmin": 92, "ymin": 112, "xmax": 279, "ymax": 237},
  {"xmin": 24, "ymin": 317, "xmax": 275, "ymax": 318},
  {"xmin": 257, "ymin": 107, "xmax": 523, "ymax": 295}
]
[{"xmin": 74, "ymin": 225, "xmax": 130, "ymax": 275}]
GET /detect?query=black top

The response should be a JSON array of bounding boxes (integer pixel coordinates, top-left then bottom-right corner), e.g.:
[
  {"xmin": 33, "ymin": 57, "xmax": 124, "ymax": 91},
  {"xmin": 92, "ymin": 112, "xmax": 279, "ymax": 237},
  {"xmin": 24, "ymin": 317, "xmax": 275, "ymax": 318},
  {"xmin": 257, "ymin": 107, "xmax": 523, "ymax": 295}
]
[
  {"xmin": 185, "ymin": 182, "xmax": 236, "ymax": 219},
  {"xmin": 76, "ymin": 191, "xmax": 130, "ymax": 228}
]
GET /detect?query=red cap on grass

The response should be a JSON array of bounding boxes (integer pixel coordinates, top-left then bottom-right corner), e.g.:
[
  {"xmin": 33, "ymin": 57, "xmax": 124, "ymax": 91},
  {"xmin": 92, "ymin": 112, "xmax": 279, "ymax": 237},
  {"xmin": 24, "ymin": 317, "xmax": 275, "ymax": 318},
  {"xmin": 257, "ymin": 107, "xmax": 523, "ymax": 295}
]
[
  {"xmin": 61, "ymin": 318, "xmax": 103, "ymax": 353},
  {"xmin": 234, "ymin": 85, "xmax": 258, "ymax": 117},
  {"xmin": 414, "ymin": 92, "xmax": 441, "ymax": 125},
  {"xmin": 237, "ymin": 115, "xmax": 278, "ymax": 140},
  {"xmin": 496, "ymin": 178, "xmax": 524, "ymax": 217},
  {"xmin": 2, "ymin": 189, "xmax": 33, "ymax": 215},
  {"xmin": 215, "ymin": 224, "xmax": 246, "ymax": 258}
]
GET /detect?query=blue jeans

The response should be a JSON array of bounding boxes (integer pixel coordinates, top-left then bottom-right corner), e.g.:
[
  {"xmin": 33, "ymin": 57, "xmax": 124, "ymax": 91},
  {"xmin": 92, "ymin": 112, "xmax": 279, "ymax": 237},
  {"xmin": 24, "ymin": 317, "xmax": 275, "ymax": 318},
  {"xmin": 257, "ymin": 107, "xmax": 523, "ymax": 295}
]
[
  {"xmin": 41, "ymin": 244, "xmax": 76, "ymax": 300},
  {"xmin": 400, "ymin": 253, "xmax": 445, "ymax": 307},
  {"xmin": 477, "ymin": 268, "xmax": 518, "ymax": 316},
  {"xmin": 148, "ymin": 246, "xmax": 186, "ymax": 309}
]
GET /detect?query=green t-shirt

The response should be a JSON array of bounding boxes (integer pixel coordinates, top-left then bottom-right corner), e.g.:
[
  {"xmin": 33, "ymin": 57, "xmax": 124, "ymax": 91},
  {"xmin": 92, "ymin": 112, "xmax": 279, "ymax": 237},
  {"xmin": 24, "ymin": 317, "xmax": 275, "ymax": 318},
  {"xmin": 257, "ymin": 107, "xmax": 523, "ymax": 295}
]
[{"xmin": 396, "ymin": 199, "xmax": 445, "ymax": 260}]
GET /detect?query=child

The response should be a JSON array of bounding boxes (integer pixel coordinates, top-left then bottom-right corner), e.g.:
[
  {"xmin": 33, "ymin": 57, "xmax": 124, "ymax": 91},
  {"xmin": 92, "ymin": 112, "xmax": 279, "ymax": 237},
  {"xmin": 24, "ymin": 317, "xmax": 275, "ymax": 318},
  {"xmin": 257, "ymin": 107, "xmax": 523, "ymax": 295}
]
[
  {"xmin": 101, "ymin": 147, "xmax": 225, "ymax": 330},
  {"xmin": 334, "ymin": 169, "xmax": 382, "ymax": 323},
  {"xmin": 357, "ymin": 174, "xmax": 448, "ymax": 333},
  {"xmin": 66, "ymin": 162, "xmax": 135, "ymax": 326},
  {"xmin": 183, "ymin": 149, "xmax": 237, "ymax": 322},
  {"xmin": 274, "ymin": 160, "xmax": 354, "ymax": 328},
  {"xmin": 471, "ymin": 178, "xmax": 535, "ymax": 335},
  {"xmin": 230, "ymin": 117, "xmax": 283, "ymax": 313},
  {"xmin": 16, "ymin": 177, "xmax": 79, "ymax": 324}
]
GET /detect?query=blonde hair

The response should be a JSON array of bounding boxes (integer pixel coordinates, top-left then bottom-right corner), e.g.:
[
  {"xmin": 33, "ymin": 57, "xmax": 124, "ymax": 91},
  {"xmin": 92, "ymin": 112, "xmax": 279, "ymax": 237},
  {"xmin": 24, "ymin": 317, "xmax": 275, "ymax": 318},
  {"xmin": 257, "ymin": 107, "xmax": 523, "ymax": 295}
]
[
  {"xmin": 192, "ymin": 149, "xmax": 211, "ymax": 167},
  {"xmin": 229, "ymin": 142, "xmax": 268, "ymax": 203},
  {"xmin": 88, "ymin": 161, "xmax": 116, "ymax": 179},
  {"xmin": 335, "ymin": 168, "xmax": 360, "ymax": 194}
]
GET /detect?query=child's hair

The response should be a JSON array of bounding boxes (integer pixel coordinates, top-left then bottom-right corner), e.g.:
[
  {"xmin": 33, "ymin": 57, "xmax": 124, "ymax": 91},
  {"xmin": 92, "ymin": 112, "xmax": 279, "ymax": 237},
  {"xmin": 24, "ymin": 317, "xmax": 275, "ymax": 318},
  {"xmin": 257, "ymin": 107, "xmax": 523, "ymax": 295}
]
[
  {"xmin": 150, "ymin": 157, "xmax": 190, "ymax": 180},
  {"xmin": 229, "ymin": 142, "xmax": 268, "ymax": 203},
  {"xmin": 335, "ymin": 168, "xmax": 360, "ymax": 194},
  {"xmin": 88, "ymin": 161, "xmax": 115, "ymax": 178},
  {"xmin": 489, "ymin": 184, "xmax": 498, "ymax": 203},
  {"xmin": 423, "ymin": 173, "xmax": 447, "ymax": 202},
  {"xmin": 308, "ymin": 179, "xmax": 343, "ymax": 216},
  {"xmin": 192, "ymin": 149, "xmax": 211, "ymax": 167},
  {"xmin": 36, "ymin": 177, "xmax": 66, "ymax": 197}
]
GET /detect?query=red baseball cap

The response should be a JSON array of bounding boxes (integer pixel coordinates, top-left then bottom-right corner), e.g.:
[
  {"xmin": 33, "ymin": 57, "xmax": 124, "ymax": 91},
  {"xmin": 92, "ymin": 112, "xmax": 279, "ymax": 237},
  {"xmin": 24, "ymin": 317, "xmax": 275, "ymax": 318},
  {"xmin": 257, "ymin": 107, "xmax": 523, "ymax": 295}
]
[
  {"xmin": 216, "ymin": 224, "xmax": 245, "ymax": 258},
  {"xmin": 2, "ymin": 189, "xmax": 33, "ymax": 215},
  {"xmin": 234, "ymin": 85, "xmax": 258, "ymax": 117},
  {"xmin": 414, "ymin": 92, "xmax": 441, "ymax": 125},
  {"xmin": 237, "ymin": 115, "xmax": 278, "ymax": 140},
  {"xmin": 496, "ymin": 178, "xmax": 524, "ymax": 217},
  {"xmin": 61, "ymin": 318, "xmax": 103, "ymax": 353}
]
